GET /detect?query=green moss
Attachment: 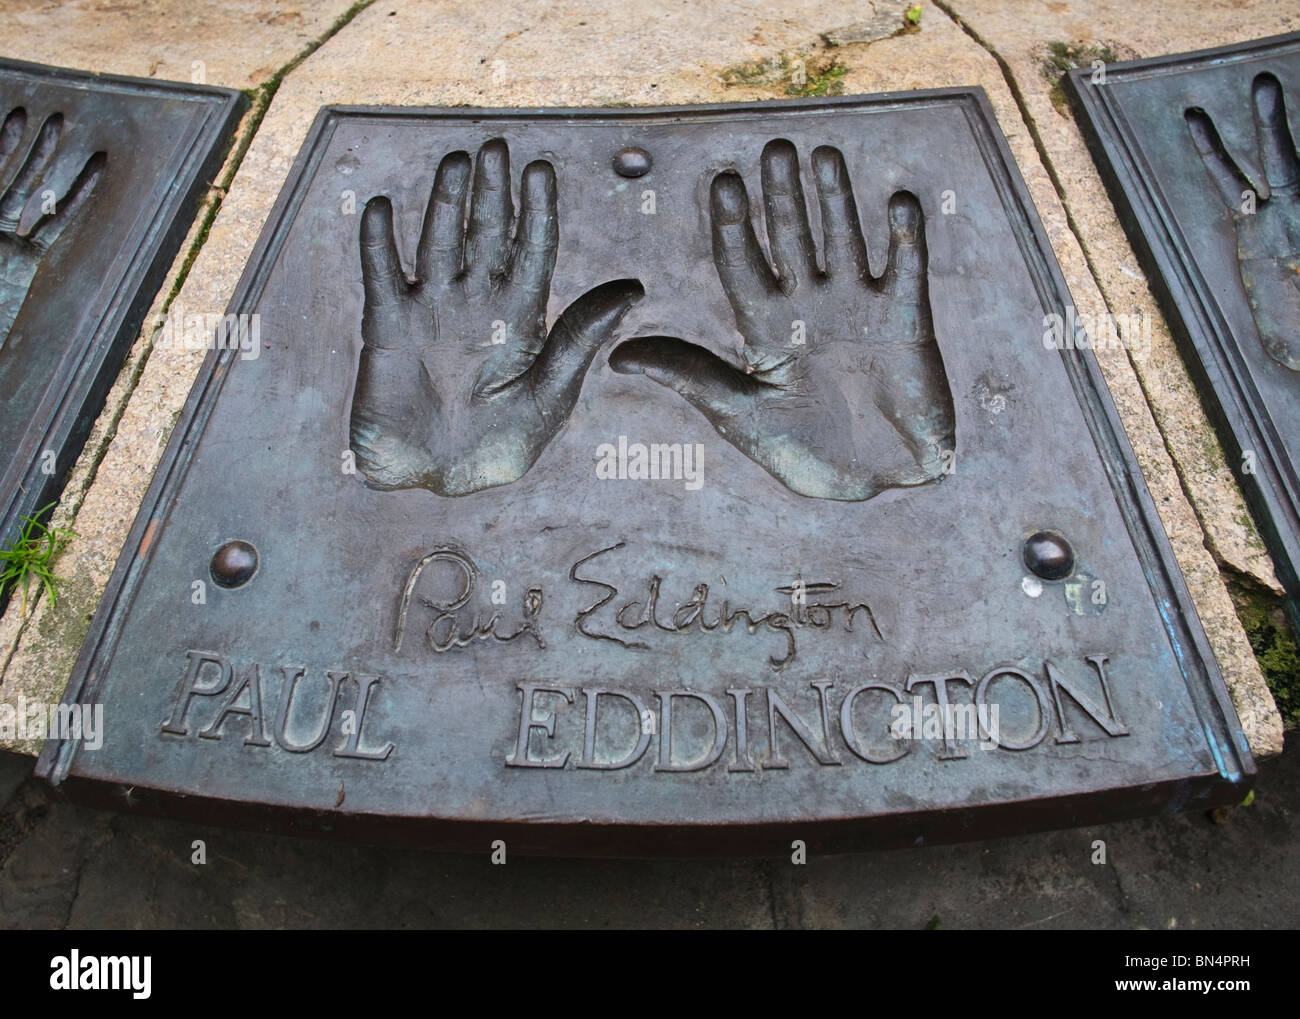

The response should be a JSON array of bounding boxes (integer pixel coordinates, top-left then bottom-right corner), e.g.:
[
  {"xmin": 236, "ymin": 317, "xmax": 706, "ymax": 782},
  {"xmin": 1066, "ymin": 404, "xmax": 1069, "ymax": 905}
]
[
  {"xmin": 36, "ymin": 566, "xmax": 96, "ymax": 648},
  {"xmin": 1230, "ymin": 580, "xmax": 1300, "ymax": 729},
  {"xmin": 719, "ymin": 52, "xmax": 848, "ymax": 98},
  {"xmin": 1040, "ymin": 40, "xmax": 1123, "ymax": 116},
  {"xmin": 1199, "ymin": 431, "xmax": 1227, "ymax": 470},
  {"xmin": 718, "ymin": 56, "xmax": 784, "ymax": 88},
  {"xmin": 792, "ymin": 61, "xmax": 848, "ymax": 98}
]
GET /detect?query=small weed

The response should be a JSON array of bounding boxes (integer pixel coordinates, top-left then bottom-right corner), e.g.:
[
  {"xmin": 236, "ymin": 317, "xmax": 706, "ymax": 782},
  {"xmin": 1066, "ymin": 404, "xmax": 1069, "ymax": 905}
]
[{"xmin": 0, "ymin": 505, "xmax": 75, "ymax": 615}]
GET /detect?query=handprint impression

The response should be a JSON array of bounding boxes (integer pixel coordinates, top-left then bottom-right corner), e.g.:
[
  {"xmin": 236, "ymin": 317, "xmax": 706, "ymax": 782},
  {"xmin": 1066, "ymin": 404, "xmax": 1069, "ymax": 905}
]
[
  {"xmin": 0, "ymin": 108, "xmax": 106, "ymax": 345},
  {"xmin": 349, "ymin": 138, "xmax": 643, "ymax": 496},
  {"xmin": 609, "ymin": 140, "xmax": 955, "ymax": 502},
  {"xmin": 1186, "ymin": 73, "xmax": 1300, "ymax": 371}
]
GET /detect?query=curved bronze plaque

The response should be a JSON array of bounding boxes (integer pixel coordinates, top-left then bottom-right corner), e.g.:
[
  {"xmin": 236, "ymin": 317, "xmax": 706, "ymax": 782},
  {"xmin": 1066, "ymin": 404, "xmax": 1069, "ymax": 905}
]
[
  {"xmin": 1066, "ymin": 33, "xmax": 1300, "ymax": 598},
  {"xmin": 0, "ymin": 59, "xmax": 244, "ymax": 592},
  {"xmin": 37, "ymin": 91, "xmax": 1252, "ymax": 854}
]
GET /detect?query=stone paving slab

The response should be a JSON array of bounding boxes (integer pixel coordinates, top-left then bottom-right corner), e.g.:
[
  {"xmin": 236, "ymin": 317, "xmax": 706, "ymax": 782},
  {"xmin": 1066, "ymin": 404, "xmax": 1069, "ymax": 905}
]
[
  {"xmin": 0, "ymin": 0, "xmax": 1285, "ymax": 762},
  {"xmin": 0, "ymin": 0, "xmax": 362, "ymax": 90}
]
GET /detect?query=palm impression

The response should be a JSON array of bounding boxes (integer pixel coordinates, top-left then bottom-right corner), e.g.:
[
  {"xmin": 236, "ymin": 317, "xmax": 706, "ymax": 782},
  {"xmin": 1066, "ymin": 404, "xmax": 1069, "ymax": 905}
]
[
  {"xmin": 1186, "ymin": 73, "xmax": 1300, "ymax": 371},
  {"xmin": 610, "ymin": 139, "xmax": 955, "ymax": 502}
]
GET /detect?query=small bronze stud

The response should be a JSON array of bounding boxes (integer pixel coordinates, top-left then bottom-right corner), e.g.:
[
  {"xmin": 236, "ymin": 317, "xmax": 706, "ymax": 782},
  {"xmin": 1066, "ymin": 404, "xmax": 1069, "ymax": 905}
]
[
  {"xmin": 1023, "ymin": 531, "xmax": 1074, "ymax": 580},
  {"xmin": 613, "ymin": 146, "xmax": 652, "ymax": 178},
  {"xmin": 211, "ymin": 540, "xmax": 258, "ymax": 589}
]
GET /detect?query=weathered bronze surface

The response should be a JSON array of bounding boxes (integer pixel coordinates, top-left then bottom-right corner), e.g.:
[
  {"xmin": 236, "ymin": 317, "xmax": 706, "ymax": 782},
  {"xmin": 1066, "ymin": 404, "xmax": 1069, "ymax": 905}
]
[
  {"xmin": 0, "ymin": 59, "xmax": 244, "ymax": 598},
  {"xmin": 1066, "ymin": 33, "xmax": 1300, "ymax": 599},
  {"xmin": 37, "ymin": 92, "xmax": 1252, "ymax": 854}
]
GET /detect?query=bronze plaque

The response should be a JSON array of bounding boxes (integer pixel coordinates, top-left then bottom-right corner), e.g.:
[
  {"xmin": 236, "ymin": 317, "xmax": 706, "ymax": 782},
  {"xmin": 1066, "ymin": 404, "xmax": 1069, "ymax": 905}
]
[
  {"xmin": 36, "ymin": 92, "xmax": 1252, "ymax": 854},
  {"xmin": 1067, "ymin": 32, "xmax": 1300, "ymax": 598},
  {"xmin": 0, "ymin": 59, "xmax": 244, "ymax": 590}
]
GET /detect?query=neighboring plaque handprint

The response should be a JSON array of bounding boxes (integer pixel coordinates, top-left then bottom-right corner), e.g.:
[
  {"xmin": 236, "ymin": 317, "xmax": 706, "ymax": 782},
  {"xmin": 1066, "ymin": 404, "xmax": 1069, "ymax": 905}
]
[
  {"xmin": 1186, "ymin": 73, "xmax": 1300, "ymax": 371},
  {"xmin": 609, "ymin": 140, "xmax": 955, "ymax": 501},
  {"xmin": 349, "ymin": 138, "xmax": 643, "ymax": 495},
  {"xmin": 0, "ymin": 108, "xmax": 106, "ymax": 345}
]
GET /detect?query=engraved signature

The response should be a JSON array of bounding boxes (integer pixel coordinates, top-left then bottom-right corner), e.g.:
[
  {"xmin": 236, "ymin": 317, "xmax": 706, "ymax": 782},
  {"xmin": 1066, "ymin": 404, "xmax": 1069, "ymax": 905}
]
[
  {"xmin": 570, "ymin": 542, "xmax": 882, "ymax": 670},
  {"xmin": 396, "ymin": 542, "xmax": 883, "ymax": 671},
  {"xmin": 394, "ymin": 547, "xmax": 545, "ymax": 653}
]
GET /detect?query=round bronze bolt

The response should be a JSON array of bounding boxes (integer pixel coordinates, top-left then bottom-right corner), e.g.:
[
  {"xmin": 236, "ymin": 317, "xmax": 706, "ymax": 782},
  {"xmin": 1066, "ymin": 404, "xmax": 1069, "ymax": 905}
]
[
  {"xmin": 211, "ymin": 540, "xmax": 258, "ymax": 589},
  {"xmin": 1023, "ymin": 531, "xmax": 1074, "ymax": 581},
  {"xmin": 613, "ymin": 146, "xmax": 652, "ymax": 178}
]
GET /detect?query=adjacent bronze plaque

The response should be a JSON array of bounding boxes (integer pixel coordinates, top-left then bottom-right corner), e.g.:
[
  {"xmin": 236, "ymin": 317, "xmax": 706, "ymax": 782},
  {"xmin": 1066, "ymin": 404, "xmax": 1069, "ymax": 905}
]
[
  {"xmin": 1066, "ymin": 33, "xmax": 1300, "ymax": 599},
  {"xmin": 36, "ymin": 91, "xmax": 1253, "ymax": 854},
  {"xmin": 0, "ymin": 58, "xmax": 244, "ymax": 599}
]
